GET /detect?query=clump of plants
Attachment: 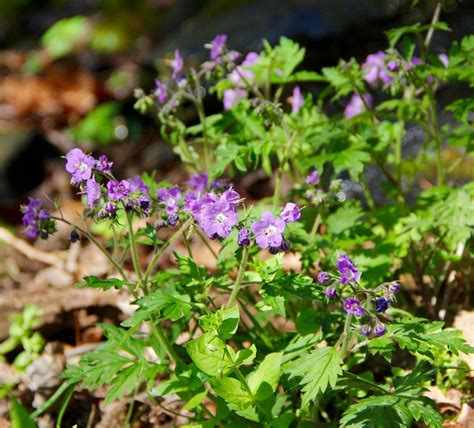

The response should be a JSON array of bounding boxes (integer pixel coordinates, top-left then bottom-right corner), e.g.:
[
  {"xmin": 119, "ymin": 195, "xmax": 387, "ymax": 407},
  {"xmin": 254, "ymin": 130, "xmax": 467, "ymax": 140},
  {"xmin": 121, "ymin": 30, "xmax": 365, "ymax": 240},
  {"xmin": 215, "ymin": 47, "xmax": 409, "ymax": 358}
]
[{"xmin": 18, "ymin": 4, "xmax": 473, "ymax": 426}]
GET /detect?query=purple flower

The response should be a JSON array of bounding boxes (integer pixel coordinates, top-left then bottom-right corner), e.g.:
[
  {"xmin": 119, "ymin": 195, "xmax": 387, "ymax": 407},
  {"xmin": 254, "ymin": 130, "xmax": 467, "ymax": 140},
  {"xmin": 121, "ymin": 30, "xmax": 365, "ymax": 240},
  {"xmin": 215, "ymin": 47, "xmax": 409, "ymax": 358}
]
[
  {"xmin": 128, "ymin": 176, "xmax": 149, "ymax": 194},
  {"xmin": 325, "ymin": 285, "xmax": 337, "ymax": 299},
  {"xmin": 199, "ymin": 199, "xmax": 238, "ymax": 239},
  {"xmin": 362, "ymin": 51, "xmax": 392, "ymax": 85},
  {"xmin": 96, "ymin": 155, "xmax": 113, "ymax": 172},
  {"xmin": 167, "ymin": 213, "xmax": 179, "ymax": 227},
  {"xmin": 229, "ymin": 52, "xmax": 259, "ymax": 85},
  {"xmin": 375, "ymin": 297, "xmax": 390, "ymax": 313},
  {"xmin": 221, "ymin": 188, "xmax": 241, "ymax": 208},
  {"xmin": 69, "ymin": 230, "xmax": 80, "ymax": 243},
  {"xmin": 344, "ymin": 93, "xmax": 372, "ymax": 118},
  {"xmin": 237, "ymin": 228, "xmax": 250, "ymax": 247},
  {"xmin": 360, "ymin": 325, "xmax": 372, "ymax": 337},
  {"xmin": 223, "ymin": 88, "xmax": 246, "ymax": 110},
  {"xmin": 374, "ymin": 324, "xmax": 386, "ymax": 336},
  {"xmin": 318, "ymin": 271, "xmax": 330, "ymax": 284},
  {"xmin": 336, "ymin": 255, "xmax": 361, "ymax": 285},
  {"xmin": 65, "ymin": 148, "xmax": 95, "ymax": 185},
  {"xmin": 280, "ymin": 202, "xmax": 301, "ymax": 223},
  {"xmin": 107, "ymin": 180, "xmax": 131, "ymax": 201},
  {"xmin": 155, "ymin": 79, "xmax": 168, "ymax": 104},
  {"xmin": 242, "ymin": 52, "xmax": 259, "ymax": 67},
  {"xmin": 280, "ymin": 239, "xmax": 290, "ymax": 252},
  {"xmin": 305, "ymin": 170, "xmax": 320, "ymax": 185},
  {"xmin": 157, "ymin": 186, "xmax": 181, "ymax": 213},
  {"xmin": 389, "ymin": 282, "xmax": 400, "ymax": 293},
  {"xmin": 387, "ymin": 60, "xmax": 399, "ymax": 72},
  {"xmin": 210, "ymin": 34, "xmax": 227, "ymax": 61},
  {"xmin": 251, "ymin": 211, "xmax": 286, "ymax": 250},
  {"xmin": 186, "ymin": 173, "xmax": 208, "ymax": 193},
  {"xmin": 85, "ymin": 178, "xmax": 101, "ymax": 207},
  {"xmin": 291, "ymin": 86, "xmax": 304, "ymax": 113},
  {"xmin": 438, "ymin": 53, "xmax": 449, "ymax": 68},
  {"xmin": 344, "ymin": 297, "xmax": 365, "ymax": 317},
  {"xmin": 171, "ymin": 49, "xmax": 183, "ymax": 80},
  {"xmin": 21, "ymin": 197, "xmax": 55, "ymax": 240}
]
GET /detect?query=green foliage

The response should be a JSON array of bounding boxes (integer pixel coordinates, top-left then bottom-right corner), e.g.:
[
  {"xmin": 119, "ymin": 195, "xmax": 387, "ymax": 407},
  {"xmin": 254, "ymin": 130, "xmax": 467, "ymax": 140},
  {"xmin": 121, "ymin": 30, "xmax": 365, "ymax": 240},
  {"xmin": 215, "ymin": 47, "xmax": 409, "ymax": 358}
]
[{"xmin": 41, "ymin": 16, "xmax": 89, "ymax": 58}]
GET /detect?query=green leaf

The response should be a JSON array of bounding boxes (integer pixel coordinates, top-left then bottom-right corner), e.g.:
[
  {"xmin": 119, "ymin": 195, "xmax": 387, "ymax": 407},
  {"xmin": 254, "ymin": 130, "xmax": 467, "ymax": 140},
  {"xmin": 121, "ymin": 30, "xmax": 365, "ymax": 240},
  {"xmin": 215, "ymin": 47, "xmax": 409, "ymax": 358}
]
[
  {"xmin": 247, "ymin": 353, "xmax": 282, "ymax": 401},
  {"xmin": 286, "ymin": 346, "xmax": 343, "ymax": 407},
  {"xmin": 186, "ymin": 332, "xmax": 233, "ymax": 376},
  {"xmin": 183, "ymin": 390, "xmax": 208, "ymax": 411},
  {"xmin": 218, "ymin": 306, "xmax": 240, "ymax": 340},
  {"xmin": 210, "ymin": 376, "xmax": 253, "ymax": 410},
  {"xmin": 326, "ymin": 203, "xmax": 364, "ymax": 236},
  {"xmin": 41, "ymin": 16, "xmax": 89, "ymax": 58},
  {"xmin": 75, "ymin": 276, "xmax": 125, "ymax": 291},
  {"xmin": 10, "ymin": 396, "xmax": 37, "ymax": 428}
]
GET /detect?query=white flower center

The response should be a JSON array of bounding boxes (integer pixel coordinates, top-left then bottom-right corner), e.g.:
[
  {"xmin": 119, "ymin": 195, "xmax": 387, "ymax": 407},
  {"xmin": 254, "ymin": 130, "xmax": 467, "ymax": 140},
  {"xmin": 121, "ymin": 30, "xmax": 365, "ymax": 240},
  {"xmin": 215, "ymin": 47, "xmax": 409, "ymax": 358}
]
[
  {"xmin": 75, "ymin": 161, "xmax": 88, "ymax": 172},
  {"xmin": 216, "ymin": 213, "xmax": 228, "ymax": 224},
  {"xmin": 265, "ymin": 225, "xmax": 277, "ymax": 236}
]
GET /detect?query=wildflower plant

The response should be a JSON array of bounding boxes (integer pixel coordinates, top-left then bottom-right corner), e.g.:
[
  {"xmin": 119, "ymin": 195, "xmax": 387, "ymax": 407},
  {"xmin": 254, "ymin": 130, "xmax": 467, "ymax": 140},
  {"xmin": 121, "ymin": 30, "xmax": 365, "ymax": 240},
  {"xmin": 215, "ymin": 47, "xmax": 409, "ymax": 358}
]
[{"xmin": 22, "ymin": 5, "xmax": 474, "ymax": 426}]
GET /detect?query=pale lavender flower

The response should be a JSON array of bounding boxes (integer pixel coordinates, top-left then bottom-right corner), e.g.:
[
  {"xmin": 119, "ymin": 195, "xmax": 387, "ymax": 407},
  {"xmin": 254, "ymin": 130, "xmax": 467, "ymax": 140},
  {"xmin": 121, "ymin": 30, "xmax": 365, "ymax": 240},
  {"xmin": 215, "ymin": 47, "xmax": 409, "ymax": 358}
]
[
  {"xmin": 186, "ymin": 173, "xmax": 208, "ymax": 193},
  {"xmin": 223, "ymin": 88, "xmax": 246, "ymax": 110},
  {"xmin": 344, "ymin": 93, "xmax": 372, "ymax": 119},
  {"xmin": 280, "ymin": 202, "xmax": 301, "ymax": 223},
  {"xmin": 128, "ymin": 176, "xmax": 149, "ymax": 194},
  {"xmin": 305, "ymin": 170, "xmax": 320, "ymax": 185},
  {"xmin": 251, "ymin": 211, "xmax": 286, "ymax": 250},
  {"xmin": 200, "ymin": 199, "xmax": 238, "ymax": 239},
  {"xmin": 107, "ymin": 180, "xmax": 131, "ymax": 201},
  {"xmin": 291, "ymin": 86, "xmax": 304, "ymax": 113},
  {"xmin": 65, "ymin": 148, "xmax": 95, "ymax": 185},
  {"xmin": 171, "ymin": 49, "xmax": 183, "ymax": 80},
  {"xmin": 230, "ymin": 52, "xmax": 259, "ymax": 85},
  {"xmin": 362, "ymin": 51, "xmax": 390, "ymax": 85},
  {"xmin": 85, "ymin": 178, "xmax": 101, "ymax": 207},
  {"xmin": 157, "ymin": 186, "xmax": 181, "ymax": 213},
  {"xmin": 210, "ymin": 34, "xmax": 227, "ymax": 61},
  {"xmin": 155, "ymin": 79, "xmax": 168, "ymax": 104},
  {"xmin": 344, "ymin": 297, "xmax": 365, "ymax": 317},
  {"xmin": 438, "ymin": 53, "xmax": 449, "ymax": 68}
]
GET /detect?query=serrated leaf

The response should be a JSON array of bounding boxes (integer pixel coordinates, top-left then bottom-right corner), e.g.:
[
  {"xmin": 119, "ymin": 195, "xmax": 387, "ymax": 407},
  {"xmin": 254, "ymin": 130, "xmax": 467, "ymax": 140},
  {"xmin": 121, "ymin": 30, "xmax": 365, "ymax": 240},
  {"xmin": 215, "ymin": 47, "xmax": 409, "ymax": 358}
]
[{"xmin": 286, "ymin": 346, "xmax": 343, "ymax": 407}]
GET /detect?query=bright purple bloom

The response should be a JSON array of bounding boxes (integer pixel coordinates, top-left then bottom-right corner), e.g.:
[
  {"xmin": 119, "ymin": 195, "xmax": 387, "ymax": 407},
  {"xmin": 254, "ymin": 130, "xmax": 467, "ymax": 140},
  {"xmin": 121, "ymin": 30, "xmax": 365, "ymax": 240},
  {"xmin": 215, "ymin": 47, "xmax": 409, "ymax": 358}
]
[
  {"xmin": 155, "ymin": 79, "xmax": 168, "ymax": 104},
  {"xmin": 199, "ymin": 198, "xmax": 238, "ymax": 239},
  {"xmin": 221, "ymin": 188, "xmax": 241, "ymax": 208},
  {"xmin": 238, "ymin": 228, "xmax": 250, "ymax": 247},
  {"xmin": 305, "ymin": 170, "xmax": 320, "ymax": 185},
  {"xmin": 291, "ymin": 86, "xmax": 304, "ymax": 113},
  {"xmin": 344, "ymin": 93, "xmax": 372, "ymax": 118},
  {"xmin": 186, "ymin": 173, "xmax": 208, "ymax": 193},
  {"xmin": 223, "ymin": 88, "xmax": 246, "ymax": 110},
  {"xmin": 210, "ymin": 34, "xmax": 227, "ymax": 61},
  {"xmin": 387, "ymin": 60, "xmax": 399, "ymax": 72},
  {"xmin": 85, "ymin": 178, "xmax": 101, "ymax": 207},
  {"xmin": 318, "ymin": 271, "xmax": 330, "ymax": 284},
  {"xmin": 171, "ymin": 49, "xmax": 183, "ymax": 80},
  {"xmin": 128, "ymin": 176, "xmax": 149, "ymax": 194},
  {"xmin": 107, "ymin": 180, "xmax": 131, "ymax": 201},
  {"xmin": 280, "ymin": 202, "xmax": 301, "ymax": 223},
  {"xmin": 374, "ymin": 324, "xmax": 386, "ymax": 336},
  {"xmin": 375, "ymin": 297, "xmax": 390, "ymax": 313},
  {"xmin": 96, "ymin": 155, "xmax": 113, "ymax": 172},
  {"xmin": 325, "ymin": 285, "xmax": 337, "ymax": 299},
  {"xmin": 65, "ymin": 148, "xmax": 95, "ymax": 185},
  {"xmin": 344, "ymin": 297, "xmax": 365, "ymax": 317},
  {"xmin": 360, "ymin": 325, "xmax": 372, "ymax": 337},
  {"xmin": 251, "ymin": 211, "xmax": 286, "ymax": 250},
  {"xmin": 157, "ymin": 186, "xmax": 181, "ymax": 213},
  {"xmin": 21, "ymin": 197, "xmax": 55, "ymax": 240},
  {"xmin": 37, "ymin": 209, "xmax": 50, "ymax": 220},
  {"xmin": 337, "ymin": 255, "xmax": 361, "ymax": 284},
  {"xmin": 438, "ymin": 53, "xmax": 449, "ymax": 68}
]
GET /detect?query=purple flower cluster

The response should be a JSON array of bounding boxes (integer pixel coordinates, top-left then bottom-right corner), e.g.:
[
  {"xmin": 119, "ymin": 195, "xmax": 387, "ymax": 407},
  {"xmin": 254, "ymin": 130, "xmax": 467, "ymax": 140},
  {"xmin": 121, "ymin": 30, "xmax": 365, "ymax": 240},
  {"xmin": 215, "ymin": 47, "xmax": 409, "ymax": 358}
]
[
  {"xmin": 316, "ymin": 254, "xmax": 402, "ymax": 337},
  {"xmin": 157, "ymin": 186, "xmax": 181, "ymax": 214},
  {"xmin": 305, "ymin": 169, "xmax": 320, "ymax": 185},
  {"xmin": 290, "ymin": 86, "xmax": 304, "ymax": 113},
  {"xmin": 362, "ymin": 51, "xmax": 393, "ymax": 86},
  {"xmin": 21, "ymin": 197, "xmax": 56, "ymax": 240},
  {"xmin": 344, "ymin": 93, "xmax": 373, "ymax": 119}
]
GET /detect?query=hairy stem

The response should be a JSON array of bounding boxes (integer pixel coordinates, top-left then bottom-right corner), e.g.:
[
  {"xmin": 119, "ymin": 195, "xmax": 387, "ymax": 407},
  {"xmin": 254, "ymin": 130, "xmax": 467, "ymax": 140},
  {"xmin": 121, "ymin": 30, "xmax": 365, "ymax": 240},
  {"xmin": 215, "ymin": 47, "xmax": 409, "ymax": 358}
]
[
  {"xmin": 150, "ymin": 318, "xmax": 181, "ymax": 364},
  {"xmin": 226, "ymin": 246, "xmax": 249, "ymax": 308},
  {"xmin": 125, "ymin": 211, "xmax": 144, "ymax": 288}
]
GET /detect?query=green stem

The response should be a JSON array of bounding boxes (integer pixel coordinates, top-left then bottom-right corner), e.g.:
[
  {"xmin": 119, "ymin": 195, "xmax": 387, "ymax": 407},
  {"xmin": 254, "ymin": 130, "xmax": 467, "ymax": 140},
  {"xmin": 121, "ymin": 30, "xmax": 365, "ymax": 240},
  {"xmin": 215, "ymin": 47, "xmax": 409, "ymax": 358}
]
[
  {"xmin": 428, "ymin": 90, "xmax": 444, "ymax": 186},
  {"xmin": 336, "ymin": 314, "xmax": 353, "ymax": 356},
  {"xmin": 52, "ymin": 216, "xmax": 127, "ymax": 281},
  {"xmin": 308, "ymin": 212, "xmax": 322, "ymax": 243},
  {"xmin": 194, "ymin": 226, "xmax": 219, "ymax": 259},
  {"xmin": 273, "ymin": 131, "xmax": 297, "ymax": 210},
  {"xmin": 226, "ymin": 246, "xmax": 249, "ymax": 308},
  {"xmin": 125, "ymin": 211, "xmax": 144, "ymax": 287},
  {"xmin": 191, "ymin": 69, "xmax": 210, "ymax": 169},
  {"xmin": 143, "ymin": 217, "xmax": 194, "ymax": 286},
  {"xmin": 150, "ymin": 319, "xmax": 181, "ymax": 364}
]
